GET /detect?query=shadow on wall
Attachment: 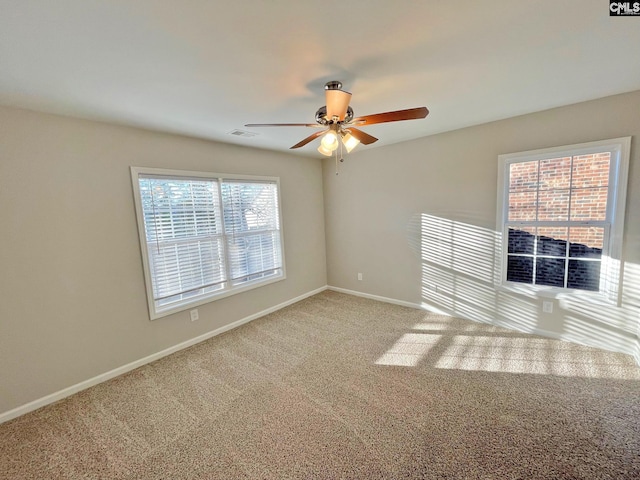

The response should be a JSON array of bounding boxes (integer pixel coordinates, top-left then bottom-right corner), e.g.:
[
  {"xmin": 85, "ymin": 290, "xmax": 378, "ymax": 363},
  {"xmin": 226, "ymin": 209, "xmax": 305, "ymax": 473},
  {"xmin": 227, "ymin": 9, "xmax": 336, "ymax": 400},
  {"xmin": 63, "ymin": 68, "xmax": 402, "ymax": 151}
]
[
  {"xmin": 407, "ymin": 213, "xmax": 638, "ymax": 356},
  {"xmin": 623, "ymin": 262, "xmax": 640, "ymax": 356}
]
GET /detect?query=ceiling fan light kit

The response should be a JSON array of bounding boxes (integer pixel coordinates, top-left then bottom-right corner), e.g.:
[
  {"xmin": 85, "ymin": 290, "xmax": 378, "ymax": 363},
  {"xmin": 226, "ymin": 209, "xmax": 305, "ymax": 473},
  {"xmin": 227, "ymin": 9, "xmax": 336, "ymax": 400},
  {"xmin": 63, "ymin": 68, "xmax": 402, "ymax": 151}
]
[
  {"xmin": 320, "ymin": 129, "xmax": 339, "ymax": 150},
  {"xmin": 245, "ymin": 81, "xmax": 429, "ymax": 158},
  {"xmin": 341, "ymin": 132, "xmax": 359, "ymax": 153},
  {"xmin": 317, "ymin": 144, "xmax": 334, "ymax": 156},
  {"xmin": 317, "ymin": 129, "xmax": 358, "ymax": 157}
]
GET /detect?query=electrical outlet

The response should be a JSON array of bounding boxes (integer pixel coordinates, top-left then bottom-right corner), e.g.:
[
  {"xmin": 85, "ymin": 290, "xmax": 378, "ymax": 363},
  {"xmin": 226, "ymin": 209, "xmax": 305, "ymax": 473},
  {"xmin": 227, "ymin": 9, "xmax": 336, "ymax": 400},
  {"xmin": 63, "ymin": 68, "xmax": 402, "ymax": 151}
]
[
  {"xmin": 357, "ymin": 273, "xmax": 363, "ymax": 281},
  {"xmin": 542, "ymin": 301, "xmax": 553, "ymax": 314},
  {"xmin": 190, "ymin": 309, "xmax": 199, "ymax": 321}
]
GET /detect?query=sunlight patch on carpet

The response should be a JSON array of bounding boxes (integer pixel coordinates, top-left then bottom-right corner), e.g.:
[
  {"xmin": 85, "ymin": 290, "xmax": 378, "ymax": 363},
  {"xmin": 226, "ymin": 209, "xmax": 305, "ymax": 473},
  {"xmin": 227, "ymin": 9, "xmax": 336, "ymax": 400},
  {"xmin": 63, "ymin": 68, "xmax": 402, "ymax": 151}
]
[
  {"xmin": 376, "ymin": 329, "xmax": 640, "ymax": 379},
  {"xmin": 375, "ymin": 333, "xmax": 441, "ymax": 367}
]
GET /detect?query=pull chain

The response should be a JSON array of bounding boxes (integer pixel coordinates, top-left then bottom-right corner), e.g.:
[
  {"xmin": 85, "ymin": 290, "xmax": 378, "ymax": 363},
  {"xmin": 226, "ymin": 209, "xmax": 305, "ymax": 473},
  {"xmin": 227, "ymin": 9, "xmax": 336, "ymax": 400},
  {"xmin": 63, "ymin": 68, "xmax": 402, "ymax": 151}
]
[{"xmin": 335, "ymin": 138, "xmax": 345, "ymax": 175}]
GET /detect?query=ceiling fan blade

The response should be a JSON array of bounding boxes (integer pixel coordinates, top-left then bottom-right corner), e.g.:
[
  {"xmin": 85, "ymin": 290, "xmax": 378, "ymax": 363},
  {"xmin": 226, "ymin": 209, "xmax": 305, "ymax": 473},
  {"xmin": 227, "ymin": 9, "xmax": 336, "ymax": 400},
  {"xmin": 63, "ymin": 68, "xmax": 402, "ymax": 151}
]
[
  {"xmin": 346, "ymin": 127, "xmax": 378, "ymax": 145},
  {"xmin": 245, "ymin": 123, "xmax": 320, "ymax": 127},
  {"xmin": 351, "ymin": 107, "xmax": 429, "ymax": 126},
  {"xmin": 325, "ymin": 89, "xmax": 352, "ymax": 121},
  {"xmin": 290, "ymin": 130, "xmax": 326, "ymax": 149}
]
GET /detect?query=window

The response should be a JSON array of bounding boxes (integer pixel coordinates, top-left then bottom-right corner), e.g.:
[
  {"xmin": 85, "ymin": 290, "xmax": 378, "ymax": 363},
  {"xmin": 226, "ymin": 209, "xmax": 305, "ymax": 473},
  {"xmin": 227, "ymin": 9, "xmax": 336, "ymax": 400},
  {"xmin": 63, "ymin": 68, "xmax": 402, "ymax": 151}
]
[
  {"xmin": 496, "ymin": 137, "xmax": 630, "ymax": 301},
  {"xmin": 131, "ymin": 167, "xmax": 285, "ymax": 319}
]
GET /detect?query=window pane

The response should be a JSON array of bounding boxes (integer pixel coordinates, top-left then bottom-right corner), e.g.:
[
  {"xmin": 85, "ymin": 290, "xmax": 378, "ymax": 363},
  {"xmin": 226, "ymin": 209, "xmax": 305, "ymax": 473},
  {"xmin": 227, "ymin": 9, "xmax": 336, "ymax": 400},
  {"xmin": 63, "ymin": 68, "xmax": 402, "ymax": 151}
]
[
  {"xmin": 536, "ymin": 227, "xmax": 567, "ymax": 256},
  {"xmin": 509, "ymin": 161, "xmax": 538, "ymax": 191},
  {"xmin": 140, "ymin": 177, "xmax": 226, "ymax": 304},
  {"xmin": 572, "ymin": 153, "xmax": 610, "ymax": 188},
  {"xmin": 222, "ymin": 182, "xmax": 280, "ymax": 234},
  {"xmin": 567, "ymin": 260, "xmax": 601, "ymax": 291},
  {"xmin": 149, "ymin": 237, "xmax": 225, "ymax": 300},
  {"xmin": 569, "ymin": 187, "xmax": 607, "ymax": 221},
  {"xmin": 227, "ymin": 232, "xmax": 282, "ymax": 283},
  {"xmin": 539, "ymin": 157, "xmax": 571, "ymax": 190},
  {"xmin": 537, "ymin": 189, "xmax": 569, "ymax": 221},
  {"xmin": 569, "ymin": 227, "xmax": 604, "ymax": 259},
  {"xmin": 140, "ymin": 178, "xmax": 221, "ymax": 242},
  {"xmin": 222, "ymin": 180, "xmax": 283, "ymax": 285},
  {"xmin": 508, "ymin": 191, "xmax": 537, "ymax": 221},
  {"xmin": 535, "ymin": 258, "xmax": 565, "ymax": 287},
  {"xmin": 508, "ymin": 227, "xmax": 535, "ymax": 254},
  {"xmin": 507, "ymin": 256, "xmax": 533, "ymax": 284}
]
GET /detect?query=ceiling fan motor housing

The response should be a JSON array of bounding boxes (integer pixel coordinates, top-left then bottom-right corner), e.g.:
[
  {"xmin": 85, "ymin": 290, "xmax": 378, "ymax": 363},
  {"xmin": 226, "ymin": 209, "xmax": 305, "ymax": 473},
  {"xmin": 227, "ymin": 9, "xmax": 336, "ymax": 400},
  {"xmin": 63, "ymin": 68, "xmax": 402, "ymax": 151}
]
[{"xmin": 316, "ymin": 105, "xmax": 354, "ymax": 125}]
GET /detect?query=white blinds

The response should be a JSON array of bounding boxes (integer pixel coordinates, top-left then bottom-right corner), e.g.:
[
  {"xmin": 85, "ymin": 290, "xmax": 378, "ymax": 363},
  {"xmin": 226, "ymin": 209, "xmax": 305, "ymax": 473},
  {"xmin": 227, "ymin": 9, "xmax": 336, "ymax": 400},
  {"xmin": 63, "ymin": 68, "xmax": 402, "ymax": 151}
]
[
  {"xmin": 221, "ymin": 181, "xmax": 282, "ymax": 283},
  {"xmin": 137, "ymin": 174, "xmax": 283, "ymax": 312}
]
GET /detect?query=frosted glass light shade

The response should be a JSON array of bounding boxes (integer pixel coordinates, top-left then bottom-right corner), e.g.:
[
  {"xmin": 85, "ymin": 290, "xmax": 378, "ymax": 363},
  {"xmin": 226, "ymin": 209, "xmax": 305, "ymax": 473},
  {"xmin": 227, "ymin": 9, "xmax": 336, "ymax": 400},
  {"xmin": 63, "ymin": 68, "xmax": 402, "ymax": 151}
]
[
  {"xmin": 321, "ymin": 131, "xmax": 339, "ymax": 151},
  {"xmin": 317, "ymin": 144, "xmax": 333, "ymax": 156},
  {"xmin": 341, "ymin": 132, "xmax": 360, "ymax": 153}
]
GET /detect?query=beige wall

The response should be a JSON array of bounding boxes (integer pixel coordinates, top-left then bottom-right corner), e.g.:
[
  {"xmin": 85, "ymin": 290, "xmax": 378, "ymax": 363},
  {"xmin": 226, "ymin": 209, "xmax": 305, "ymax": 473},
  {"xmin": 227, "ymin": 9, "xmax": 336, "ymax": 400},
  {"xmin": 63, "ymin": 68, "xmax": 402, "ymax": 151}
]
[
  {"xmin": 324, "ymin": 90, "xmax": 640, "ymax": 359},
  {"xmin": 0, "ymin": 106, "xmax": 327, "ymax": 414}
]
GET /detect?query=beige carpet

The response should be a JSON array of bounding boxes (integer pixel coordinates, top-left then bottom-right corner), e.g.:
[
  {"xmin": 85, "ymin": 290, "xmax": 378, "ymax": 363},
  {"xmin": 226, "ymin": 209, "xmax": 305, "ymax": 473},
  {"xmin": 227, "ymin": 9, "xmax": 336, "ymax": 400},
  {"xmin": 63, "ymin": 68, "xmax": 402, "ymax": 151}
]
[{"xmin": 1, "ymin": 290, "xmax": 639, "ymax": 479}]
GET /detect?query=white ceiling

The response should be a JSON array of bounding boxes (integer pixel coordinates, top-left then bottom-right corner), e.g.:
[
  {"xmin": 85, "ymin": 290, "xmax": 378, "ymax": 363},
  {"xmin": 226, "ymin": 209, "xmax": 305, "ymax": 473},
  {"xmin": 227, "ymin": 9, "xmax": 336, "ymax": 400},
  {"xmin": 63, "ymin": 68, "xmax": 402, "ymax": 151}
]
[{"xmin": 1, "ymin": 1, "xmax": 639, "ymax": 157}]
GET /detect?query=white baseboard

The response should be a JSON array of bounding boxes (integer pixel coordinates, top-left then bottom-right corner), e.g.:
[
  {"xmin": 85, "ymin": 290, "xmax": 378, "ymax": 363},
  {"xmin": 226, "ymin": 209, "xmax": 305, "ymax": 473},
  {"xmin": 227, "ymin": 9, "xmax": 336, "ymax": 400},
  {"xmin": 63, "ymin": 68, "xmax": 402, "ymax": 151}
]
[
  {"xmin": 0, "ymin": 286, "xmax": 328, "ymax": 425},
  {"xmin": 327, "ymin": 285, "xmax": 438, "ymax": 312},
  {"xmin": 634, "ymin": 340, "xmax": 640, "ymax": 367},
  {"xmin": 326, "ymin": 285, "xmax": 551, "ymax": 333}
]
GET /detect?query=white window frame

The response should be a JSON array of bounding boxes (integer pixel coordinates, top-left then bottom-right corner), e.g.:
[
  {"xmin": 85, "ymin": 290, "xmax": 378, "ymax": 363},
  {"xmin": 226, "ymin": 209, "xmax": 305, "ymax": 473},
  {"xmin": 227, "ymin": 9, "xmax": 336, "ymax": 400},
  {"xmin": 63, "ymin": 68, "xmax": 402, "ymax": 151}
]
[
  {"xmin": 495, "ymin": 137, "xmax": 630, "ymax": 304},
  {"xmin": 131, "ymin": 167, "xmax": 286, "ymax": 320}
]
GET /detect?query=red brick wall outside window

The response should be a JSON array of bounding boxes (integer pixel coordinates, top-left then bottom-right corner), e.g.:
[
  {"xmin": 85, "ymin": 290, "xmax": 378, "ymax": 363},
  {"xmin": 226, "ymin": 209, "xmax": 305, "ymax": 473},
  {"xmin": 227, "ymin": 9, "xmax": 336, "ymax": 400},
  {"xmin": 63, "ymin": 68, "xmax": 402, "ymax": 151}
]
[{"xmin": 505, "ymin": 153, "xmax": 611, "ymax": 291}]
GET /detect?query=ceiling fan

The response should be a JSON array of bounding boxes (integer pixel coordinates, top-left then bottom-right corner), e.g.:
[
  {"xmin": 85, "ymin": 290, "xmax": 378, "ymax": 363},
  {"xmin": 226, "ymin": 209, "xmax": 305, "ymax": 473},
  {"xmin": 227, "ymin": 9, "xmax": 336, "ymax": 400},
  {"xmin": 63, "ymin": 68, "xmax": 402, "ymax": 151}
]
[{"xmin": 245, "ymin": 81, "xmax": 429, "ymax": 156}]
